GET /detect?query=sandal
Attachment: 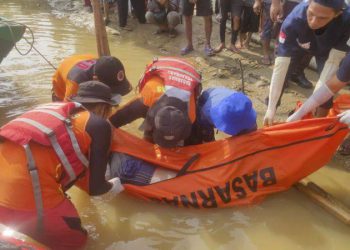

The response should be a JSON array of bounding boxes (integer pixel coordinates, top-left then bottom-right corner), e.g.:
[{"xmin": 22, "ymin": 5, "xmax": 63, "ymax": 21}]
[
  {"xmin": 180, "ymin": 46, "xmax": 194, "ymax": 55},
  {"xmin": 338, "ymin": 136, "xmax": 350, "ymax": 155},
  {"xmin": 204, "ymin": 46, "xmax": 215, "ymax": 56}
]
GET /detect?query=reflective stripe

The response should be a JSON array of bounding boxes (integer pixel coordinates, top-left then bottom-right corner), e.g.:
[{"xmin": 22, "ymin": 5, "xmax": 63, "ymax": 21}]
[
  {"xmin": 24, "ymin": 144, "xmax": 43, "ymax": 231},
  {"xmin": 154, "ymin": 66, "xmax": 201, "ymax": 83},
  {"xmin": 27, "ymin": 109, "xmax": 66, "ymax": 121},
  {"xmin": 49, "ymin": 135, "xmax": 76, "ymax": 182},
  {"xmin": 65, "ymin": 123, "xmax": 89, "ymax": 167},
  {"xmin": 15, "ymin": 117, "xmax": 77, "ymax": 182},
  {"xmin": 15, "ymin": 118, "xmax": 52, "ymax": 134},
  {"xmin": 157, "ymin": 57, "xmax": 199, "ymax": 73}
]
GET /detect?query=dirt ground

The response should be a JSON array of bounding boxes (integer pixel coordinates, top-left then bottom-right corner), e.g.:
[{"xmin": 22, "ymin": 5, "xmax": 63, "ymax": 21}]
[{"xmin": 47, "ymin": 0, "xmax": 350, "ymax": 167}]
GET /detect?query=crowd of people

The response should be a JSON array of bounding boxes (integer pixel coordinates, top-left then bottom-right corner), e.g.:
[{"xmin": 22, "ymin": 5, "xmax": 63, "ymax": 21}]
[{"xmin": 0, "ymin": 0, "xmax": 350, "ymax": 249}]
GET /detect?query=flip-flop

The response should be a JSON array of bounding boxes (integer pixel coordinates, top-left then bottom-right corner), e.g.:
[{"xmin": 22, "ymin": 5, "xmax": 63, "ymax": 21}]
[
  {"xmin": 204, "ymin": 46, "xmax": 215, "ymax": 56},
  {"xmin": 180, "ymin": 46, "xmax": 194, "ymax": 55}
]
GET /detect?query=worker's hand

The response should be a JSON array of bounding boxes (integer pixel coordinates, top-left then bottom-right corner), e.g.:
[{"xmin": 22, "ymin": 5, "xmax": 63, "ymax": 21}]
[
  {"xmin": 338, "ymin": 110, "xmax": 350, "ymax": 128},
  {"xmin": 270, "ymin": 2, "xmax": 283, "ymax": 22},
  {"xmin": 94, "ymin": 177, "xmax": 124, "ymax": 202},
  {"xmin": 263, "ymin": 108, "xmax": 276, "ymax": 126},
  {"xmin": 286, "ymin": 111, "xmax": 300, "ymax": 123},
  {"xmin": 253, "ymin": 0, "xmax": 262, "ymax": 15}
]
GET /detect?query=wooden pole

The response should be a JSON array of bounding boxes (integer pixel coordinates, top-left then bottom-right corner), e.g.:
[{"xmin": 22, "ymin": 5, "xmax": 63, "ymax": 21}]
[
  {"xmin": 294, "ymin": 180, "xmax": 350, "ymax": 225},
  {"xmin": 91, "ymin": 0, "xmax": 110, "ymax": 57}
]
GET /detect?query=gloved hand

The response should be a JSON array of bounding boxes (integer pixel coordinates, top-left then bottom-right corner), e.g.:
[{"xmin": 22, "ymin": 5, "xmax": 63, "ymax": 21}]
[
  {"xmin": 338, "ymin": 110, "xmax": 350, "ymax": 128},
  {"xmin": 263, "ymin": 108, "xmax": 276, "ymax": 126},
  {"xmin": 96, "ymin": 177, "xmax": 124, "ymax": 202}
]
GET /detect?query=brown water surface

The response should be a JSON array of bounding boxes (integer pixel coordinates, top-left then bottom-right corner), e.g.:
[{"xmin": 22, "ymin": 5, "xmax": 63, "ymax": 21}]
[{"xmin": 1, "ymin": 1, "xmax": 350, "ymax": 249}]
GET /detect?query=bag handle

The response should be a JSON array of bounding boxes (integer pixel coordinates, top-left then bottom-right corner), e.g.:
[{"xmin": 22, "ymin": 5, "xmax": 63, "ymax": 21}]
[{"xmin": 177, "ymin": 153, "xmax": 200, "ymax": 176}]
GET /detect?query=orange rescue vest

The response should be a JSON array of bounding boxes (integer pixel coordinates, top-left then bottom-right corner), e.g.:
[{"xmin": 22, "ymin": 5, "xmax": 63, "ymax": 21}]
[
  {"xmin": 0, "ymin": 102, "xmax": 89, "ymax": 228},
  {"xmin": 52, "ymin": 54, "xmax": 96, "ymax": 101},
  {"xmin": 139, "ymin": 57, "xmax": 202, "ymax": 122}
]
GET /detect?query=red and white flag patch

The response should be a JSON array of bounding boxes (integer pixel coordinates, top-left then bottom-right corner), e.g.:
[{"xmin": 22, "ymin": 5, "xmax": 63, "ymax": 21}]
[{"xmin": 279, "ymin": 31, "xmax": 286, "ymax": 44}]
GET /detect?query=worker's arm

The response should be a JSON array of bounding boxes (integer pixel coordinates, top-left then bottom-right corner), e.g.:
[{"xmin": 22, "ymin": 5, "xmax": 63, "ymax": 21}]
[
  {"xmin": 109, "ymin": 97, "xmax": 149, "ymax": 128},
  {"xmin": 287, "ymin": 54, "xmax": 350, "ymax": 122}
]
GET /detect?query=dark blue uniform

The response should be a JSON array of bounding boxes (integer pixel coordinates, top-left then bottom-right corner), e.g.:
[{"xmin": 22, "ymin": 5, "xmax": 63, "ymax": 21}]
[
  {"xmin": 337, "ymin": 54, "xmax": 350, "ymax": 82},
  {"xmin": 278, "ymin": 2, "xmax": 350, "ymax": 60}
]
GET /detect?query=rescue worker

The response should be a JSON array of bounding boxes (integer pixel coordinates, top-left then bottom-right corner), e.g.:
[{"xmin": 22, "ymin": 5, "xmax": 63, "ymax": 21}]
[
  {"xmin": 52, "ymin": 54, "xmax": 132, "ymax": 102},
  {"xmin": 109, "ymin": 87, "xmax": 258, "ymax": 186},
  {"xmin": 287, "ymin": 53, "xmax": 350, "ymax": 154},
  {"xmin": 0, "ymin": 81, "xmax": 124, "ymax": 250},
  {"xmin": 109, "ymin": 57, "xmax": 202, "ymax": 148},
  {"xmin": 263, "ymin": 0, "xmax": 350, "ymax": 126},
  {"xmin": 287, "ymin": 53, "xmax": 350, "ymax": 122},
  {"xmin": 186, "ymin": 87, "xmax": 257, "ymax": 145}
]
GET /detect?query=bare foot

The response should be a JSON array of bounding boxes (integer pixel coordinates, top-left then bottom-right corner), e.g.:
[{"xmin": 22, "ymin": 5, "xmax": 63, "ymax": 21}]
[
  {"xmin": 242, "ymin": 41, "xmax": 250, "ymax": 49},
  {"xmin": 228, "ymin": 44, "xmax": 240, "ymax": 53},
  {"xmin": 214, "ymin": 43, "xmax": 225, "ymax": 53},
  {"xmin": 235, "ymin": 42, "xmax": 243, "ymax": 49}
]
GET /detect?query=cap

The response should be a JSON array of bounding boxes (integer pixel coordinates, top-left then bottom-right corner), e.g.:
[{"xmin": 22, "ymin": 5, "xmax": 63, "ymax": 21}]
[
  {"xmin": 145, "ymin": 95, "xmax": 192, "ymax": 148},
  {"xmin": 313, "ymin": 0, "xmax": 344, "ymax": 11},
  {"xmin": 153, "ymin": 106, "xmax": 192, "ymax": 148},
  {"xmin": 70, "ymin": 80, "xmax": 119, "ymax": 105},
  {"xmin": 203, "ymin": 91, "xmax": 257, "ymax": 135},
  {"xmin": 94, "ymin": 56, "xmax": 132, "ymax": 96}
]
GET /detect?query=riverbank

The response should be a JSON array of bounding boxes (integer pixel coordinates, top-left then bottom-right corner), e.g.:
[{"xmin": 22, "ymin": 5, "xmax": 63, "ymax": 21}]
[{"xmin": 46, "ymin": 0, "xmax": 349, "ymax": 167}]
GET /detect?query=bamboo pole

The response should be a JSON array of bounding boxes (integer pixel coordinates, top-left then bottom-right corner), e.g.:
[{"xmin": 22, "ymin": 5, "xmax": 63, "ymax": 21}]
[
  {"xmin": 294, "ymin": 180, "xmax": 350, "ymax": 225},
  {"xmin": 91, "ymin": 0, "xmax": 110, "ymax": 57}
]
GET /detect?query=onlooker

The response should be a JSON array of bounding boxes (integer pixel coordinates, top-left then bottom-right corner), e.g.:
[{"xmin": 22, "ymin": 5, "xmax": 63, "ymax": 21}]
[
  {"xmin": 117, "ymin": 0, "xmax": 146, "ymax": 30},
  {"xmin": 130, "ymin": 0, "xmax": 147, "ymax": 24},
  {"xmin": 145, "ymin": 0, "xmax": 181, "ymax": 38},
  {"xmin": 215, "ymin": 0, "xmax": 244, "ymax": 53},
  {"xmin": 181, "ymin": 0, "xmax": 214, "ymax": 56},
  {"xmin": 254, "ymin": 0, "xmax": 274, "ymax": 65},
  {"xmin": 239, "ymin": 0, "xmax": 259, "ymax": 49}
]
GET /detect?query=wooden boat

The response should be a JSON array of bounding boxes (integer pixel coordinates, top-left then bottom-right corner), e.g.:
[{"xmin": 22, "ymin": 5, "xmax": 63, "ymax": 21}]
[{"xmin": 0, "ymin": 17, "xmax": 26, "ymax": 63}]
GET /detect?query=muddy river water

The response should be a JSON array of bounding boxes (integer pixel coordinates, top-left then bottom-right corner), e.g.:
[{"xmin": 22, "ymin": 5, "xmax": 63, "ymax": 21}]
[{"xmin": 1, "ymin": 0, "xmax": 350, "ymax": 249}]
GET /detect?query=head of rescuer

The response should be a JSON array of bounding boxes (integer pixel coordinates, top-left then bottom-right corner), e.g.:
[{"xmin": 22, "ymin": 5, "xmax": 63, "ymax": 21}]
[
  {"xmin": 52, "ymin": 54, "xmax": 132, "ymax": 102},
  {"xmin": 0, "ymin": 80, "xmax": 124, "ymax": 249},
  {"xmin": 142, "ymin": 95, "xmax": 193, "ymax": 148},
  {"xmin": 263, "ymin": 0, "xmax": 349, "ymax": 126},
  {"xmin": 306, "ymin": 0, "xmax": 344, "ymax": 30}
]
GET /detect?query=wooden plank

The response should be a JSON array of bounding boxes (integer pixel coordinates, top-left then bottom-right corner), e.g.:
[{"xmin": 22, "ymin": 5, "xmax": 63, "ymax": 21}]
[
  {"xmin": 91, "ymin": 0, "xmax": 110, "ymax": 57},
  {"xmin": 295, "ymin": 180, "xmax": 350, "ymax": 225}
]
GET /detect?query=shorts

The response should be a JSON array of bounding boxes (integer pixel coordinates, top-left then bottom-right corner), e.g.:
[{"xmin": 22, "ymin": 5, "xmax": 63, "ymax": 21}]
[
  {"xmin": 109, "ymin": 153, "xmax": 156, "ymax": 186},
  {"xmin": 0, "ymin": 199, "xmax": 87, "ymax": 250},
  {"xmin": 260, "ymin": 2, "xmax": 273, "ymax": 41},
  {"xmin": 220, "ymin": 0, "xmax": 243, "ymax": 17},
  {"xmin": 240, "ymin": 5, "xmax": 259, "ymax": 33},
  {"xmin": 182, "ymin": 0, "xmax": 213, "ymax": 16}
]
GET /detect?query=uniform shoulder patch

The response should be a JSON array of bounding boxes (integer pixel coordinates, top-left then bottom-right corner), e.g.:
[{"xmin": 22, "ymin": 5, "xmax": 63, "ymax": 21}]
[{"xmin": 279, "ymin": 31, "xmax": 286, "ymax": 44}]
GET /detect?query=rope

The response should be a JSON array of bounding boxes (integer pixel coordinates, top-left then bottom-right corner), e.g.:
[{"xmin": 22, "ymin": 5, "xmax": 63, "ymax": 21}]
[{"xmin": 0, "ymin": 19, "xmax": 57, "ymax": 70}]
